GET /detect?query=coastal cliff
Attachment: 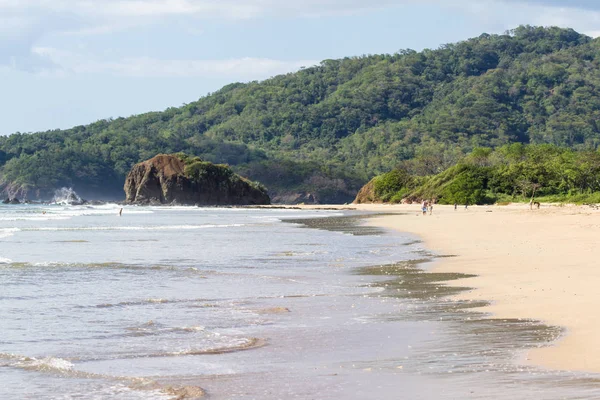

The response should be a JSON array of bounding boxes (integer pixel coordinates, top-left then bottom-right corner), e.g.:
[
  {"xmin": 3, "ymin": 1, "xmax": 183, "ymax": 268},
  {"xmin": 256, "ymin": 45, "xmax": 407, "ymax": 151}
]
[{"xmin": 124, "ymin": 154, "xmax": 270, "ymax": 205}]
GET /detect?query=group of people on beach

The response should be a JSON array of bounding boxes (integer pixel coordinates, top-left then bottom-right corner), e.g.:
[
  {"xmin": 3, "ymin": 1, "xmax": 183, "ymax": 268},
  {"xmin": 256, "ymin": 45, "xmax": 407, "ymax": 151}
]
[
  {"xmin": 421, "ymin": 201, "xmax": 472, "ymax": 215},
  {"xmin": 421, "ymin": 199, "xmax": 435, "ymax": 215}
]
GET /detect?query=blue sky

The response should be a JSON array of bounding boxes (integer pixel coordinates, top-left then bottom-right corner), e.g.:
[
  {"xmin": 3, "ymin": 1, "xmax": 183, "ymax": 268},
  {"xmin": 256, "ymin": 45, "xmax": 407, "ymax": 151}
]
[{"xmin": 1, "ymin": 0, "xmax": 599, "ymax": 135}]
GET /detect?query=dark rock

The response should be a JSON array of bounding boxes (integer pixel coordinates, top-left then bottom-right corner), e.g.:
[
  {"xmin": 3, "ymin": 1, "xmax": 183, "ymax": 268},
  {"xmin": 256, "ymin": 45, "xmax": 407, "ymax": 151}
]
[
  {"xmin": 269, "ymin": 192, "xmax": 321, "ymax": 205},
  {"xmin": 294, "ymin": 192, "xmax": 318, "ymax": 205},
  {"xmin": 9, "ymin": 198, "xmax": 20, "ymax": 204},
  {"xmin": 124, "ymin": 154, "xmax": 270, "ymax": 206}
]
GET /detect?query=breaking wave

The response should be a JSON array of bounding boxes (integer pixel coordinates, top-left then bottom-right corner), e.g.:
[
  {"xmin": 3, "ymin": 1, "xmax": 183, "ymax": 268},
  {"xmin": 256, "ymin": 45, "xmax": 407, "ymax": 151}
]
[
  {"xmin": 124, "ymin": 321, "xmax": 207, "ymax": 337},
  {"xmin": 52, "ymin": 187, "xmax": 83, "ymax": 205},
  {"xmin": 0, "ymin": 262, "xmax": 209, "ymax": 278},
  {"xmin": 0, "ymin": 354, "xmax": 81, "ymax": 376},
  {"xmin": 0, "ymin": 353, "xmax": 204, "ymax": 399},
  {"xmin": 7, "ymin": 223, "xmax": 245, "ymax": 233},
  {"xmin": 0, "ymin": 204, "xmax": 153, "ymax": 223},
  {"xmin": 0, "ymin": 228, "xmax": 18, "ymax": 239},
  {"xmin": 161, "ymin": 337, "xmax": 265, "ymax": 356},
  {"xmin": 97, "ymin": 298, "xmax": 182, "ymax": 308},
  {"xmin": 19, "ymin": 356, "xmax": 74, "ymax": 373},
  {"xmin": 108, "ymin": 337, "xmax": 266, "ymax": 359},
  {"xmin": 96, "ymin": 297, "xmax": 218, "ymax": 309}
]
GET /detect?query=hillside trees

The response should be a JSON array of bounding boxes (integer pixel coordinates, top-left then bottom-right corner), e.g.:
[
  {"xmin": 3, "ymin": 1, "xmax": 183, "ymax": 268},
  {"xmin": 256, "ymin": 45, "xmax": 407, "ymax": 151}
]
[
  {"xmin": 364, "ymin": 144, "xmax": 600, "ymax": 205},
  {"xmin": 1, "ymin": 26, "xmax": 600, "ymax": 202}
]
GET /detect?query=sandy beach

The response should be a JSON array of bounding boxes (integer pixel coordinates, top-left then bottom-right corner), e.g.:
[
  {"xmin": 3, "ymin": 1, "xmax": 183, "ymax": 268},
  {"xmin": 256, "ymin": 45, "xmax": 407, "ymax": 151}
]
[{"xmin": 293, "ymin": 203, "xmax": 600, "ymax": 374}]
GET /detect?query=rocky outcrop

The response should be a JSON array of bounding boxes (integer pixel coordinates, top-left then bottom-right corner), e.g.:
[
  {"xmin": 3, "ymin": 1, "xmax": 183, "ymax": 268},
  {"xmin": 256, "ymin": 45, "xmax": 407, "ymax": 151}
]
[
  {"xmin": 270, "ymin": 192, "xmax": 319, "ymax": 205},
  {"xmin": 352, "ymin": 178, "xmax": 377, "ymax": 204},
  {"xmin": 2, "ymin": 198, "xmax": 21, "ymax": 204},
  {"xmin": 124, "ymin": 154, "xmax": 270, "ymax": 206}
]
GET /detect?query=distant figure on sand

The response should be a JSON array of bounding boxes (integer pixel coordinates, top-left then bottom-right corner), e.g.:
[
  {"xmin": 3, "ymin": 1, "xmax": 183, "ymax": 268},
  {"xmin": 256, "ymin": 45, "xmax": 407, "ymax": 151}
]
[
  {"xmin": 454, "ymin": 203, "xmax": 457, "ymax": 211},
  {"xmin": 119, "ymin": 208, "xmax": 123, "ymax": 216},
  {"xmin": 428, "ymin": 200, "xmax": 434, "ymax": 215},
  {"xmin": 421, "ymin": 200, "xmax": 428, "ymax": 216}
]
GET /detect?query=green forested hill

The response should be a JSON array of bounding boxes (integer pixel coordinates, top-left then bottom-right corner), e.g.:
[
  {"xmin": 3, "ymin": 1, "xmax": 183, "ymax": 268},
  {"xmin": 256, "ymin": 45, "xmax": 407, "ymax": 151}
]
[{"xmin": 2, "ymin": 25, "xmax": 600, "ymax": 202}]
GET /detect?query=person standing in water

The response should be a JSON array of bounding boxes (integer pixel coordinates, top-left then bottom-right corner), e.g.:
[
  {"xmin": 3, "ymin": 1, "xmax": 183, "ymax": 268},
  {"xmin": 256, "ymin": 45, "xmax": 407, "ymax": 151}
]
[{"xmin": 119, "ymin": 208, "xmax": 123, "ymax": 216}]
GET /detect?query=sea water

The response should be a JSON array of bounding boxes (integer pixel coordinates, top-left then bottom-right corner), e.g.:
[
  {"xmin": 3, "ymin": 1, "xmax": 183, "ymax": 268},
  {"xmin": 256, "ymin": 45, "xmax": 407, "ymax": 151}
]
[{"xmin": 1, "ymin": 204, "xmax": 599, "ymax": 399}]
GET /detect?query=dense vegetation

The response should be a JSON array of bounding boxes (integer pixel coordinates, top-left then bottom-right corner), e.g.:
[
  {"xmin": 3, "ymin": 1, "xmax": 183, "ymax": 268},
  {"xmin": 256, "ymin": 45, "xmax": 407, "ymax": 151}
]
[
  {"xmin": 2, "ymin": 25, "xmax": 600, "ymax": 202},
  {"xmin": 363, "ymin": 144, "xmax": 600, "ymax": 205},
  {"xmin": 178, "ymin": 153, "xmax": 267, "ymax": 194}
]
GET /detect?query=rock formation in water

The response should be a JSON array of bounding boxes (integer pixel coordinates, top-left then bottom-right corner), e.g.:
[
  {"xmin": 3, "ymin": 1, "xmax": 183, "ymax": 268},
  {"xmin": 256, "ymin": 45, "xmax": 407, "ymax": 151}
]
[
  {"xmin": 52, "ymin": 188, "xmax": 87, "ymax": 205},
  {"xmin": 2, "ymin": 198, "xmax": 20, "ymax": 204},
  {"xmin": 124, "ymin": 154, "xmax": 270, "ymax": 206}
]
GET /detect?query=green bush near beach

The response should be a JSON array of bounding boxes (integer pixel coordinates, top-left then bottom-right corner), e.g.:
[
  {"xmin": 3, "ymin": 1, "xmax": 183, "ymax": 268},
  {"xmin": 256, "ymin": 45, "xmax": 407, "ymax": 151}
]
[{"xmin": 364, "ymin": 144, "xmax": 600, "ymax": 205}]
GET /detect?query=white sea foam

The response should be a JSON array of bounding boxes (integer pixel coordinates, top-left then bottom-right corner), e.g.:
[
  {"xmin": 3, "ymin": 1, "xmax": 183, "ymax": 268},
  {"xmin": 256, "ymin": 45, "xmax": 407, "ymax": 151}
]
[
  {"xmin": 0, "ymin": 228, "xmax": 19, "ymax": 239},
  {"xmin": 0, "ymin": 216, "xmax": 71, "ymax": 221},
  {"xmin": 20, "ymin": 224, "xmax": 245, "ymax": 232},
  {"xmin": 58, "ymin": 208, "xmax": 154, "ymax": 217},
  {"xmin": 149, "ymin": 206, "xmax": 257, "ymax": 212},
  {"xmin": 16, "ymin": 356, "xmax": 74, "ymax": 372},
  {"xmin": 90, "ymin": 385, "xmax": 172, "ymax": 400},
  {"xmin": 52, "ymin": 187, "xmax": 83, "ymax": 205},
  {"xmin": 30, "ymin": 261, "xmax": 63, "ymax": 267},
  {"xmin": 175, "ymin": 326, "xmax": 206, "ymax": 332},
  {"xmin": 0, "ymin": 204, "xmax": 154, "ymax": 224},
  {"xmin": 0, "ymin": 257, "xmax": 12, "ymax": 264}
]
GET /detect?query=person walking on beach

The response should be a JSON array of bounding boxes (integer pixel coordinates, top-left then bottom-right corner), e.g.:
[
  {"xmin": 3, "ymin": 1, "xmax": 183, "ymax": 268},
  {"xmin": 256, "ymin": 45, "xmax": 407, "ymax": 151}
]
[
  {"xmin": 428, "ymin": 200, "xmax": 434, "ymax": 215},
  {"xmin": 454, "ymin": 203, "xmax": 457, "ymax": 211},
  {"xmin": 421, "ymin": 200, "xmax": 428, "ymax": 216}
]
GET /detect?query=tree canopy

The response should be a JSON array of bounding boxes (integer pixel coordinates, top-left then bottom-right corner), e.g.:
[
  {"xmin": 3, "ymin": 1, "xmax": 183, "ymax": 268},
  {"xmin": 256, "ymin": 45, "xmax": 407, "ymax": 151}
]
[{"xmin": 361, "ymin": 144, "xmax": 600, "ymax": 205}]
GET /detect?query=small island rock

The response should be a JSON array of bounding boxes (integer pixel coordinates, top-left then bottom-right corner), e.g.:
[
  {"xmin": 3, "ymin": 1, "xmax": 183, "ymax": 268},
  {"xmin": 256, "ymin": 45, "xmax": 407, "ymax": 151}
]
[{"xmin": 124, "ymin": 154, "xmax": 270, "ymax": 206}]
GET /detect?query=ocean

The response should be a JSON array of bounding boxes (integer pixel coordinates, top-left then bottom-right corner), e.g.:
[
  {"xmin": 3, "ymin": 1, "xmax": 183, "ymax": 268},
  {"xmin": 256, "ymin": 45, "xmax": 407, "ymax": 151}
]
[{"xmin": 1, "ymin": 204, "xmax": 599, "ymax": 399}]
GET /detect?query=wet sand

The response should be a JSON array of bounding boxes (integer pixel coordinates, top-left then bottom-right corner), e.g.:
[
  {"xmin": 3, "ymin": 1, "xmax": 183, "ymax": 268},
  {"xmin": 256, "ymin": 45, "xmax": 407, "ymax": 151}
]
[{"xmin": 287, "ymin": 203, "xmax": 600, "ymax": 374}]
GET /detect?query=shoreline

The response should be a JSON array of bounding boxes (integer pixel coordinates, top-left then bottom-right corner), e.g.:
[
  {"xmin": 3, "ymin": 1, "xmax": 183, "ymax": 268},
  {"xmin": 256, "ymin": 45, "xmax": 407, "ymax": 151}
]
[{"xmin": 278, "ymin": 203, "xmax": 600, "ymax": 374}]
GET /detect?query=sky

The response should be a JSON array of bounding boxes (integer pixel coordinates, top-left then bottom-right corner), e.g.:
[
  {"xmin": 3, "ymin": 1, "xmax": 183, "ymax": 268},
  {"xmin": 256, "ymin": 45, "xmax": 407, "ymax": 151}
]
[{"xmin": 1, "ymin": 0, "xmax": 599, "ymax": 135}]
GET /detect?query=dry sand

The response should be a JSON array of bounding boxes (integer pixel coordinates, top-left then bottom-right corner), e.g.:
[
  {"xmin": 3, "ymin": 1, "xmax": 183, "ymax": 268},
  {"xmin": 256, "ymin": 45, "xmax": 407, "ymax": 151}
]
[{"xmin": 294, "ymin": 203, "xmax": 600, "ymax": 373}]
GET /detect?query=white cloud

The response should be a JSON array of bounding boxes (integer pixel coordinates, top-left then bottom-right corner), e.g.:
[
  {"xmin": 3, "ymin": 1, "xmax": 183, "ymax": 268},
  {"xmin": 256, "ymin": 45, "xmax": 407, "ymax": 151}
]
[
  {"xmin": 2, "ymin": 0, "xmax": 600, "ymax": 30},
  {"xmin": 502, "ymin": 0, "xmax": 600, "ymax": 11},
  {"xmin": 0, "ymin": 0, "xmax": 404, "ymax": 72},
  {"xmin": 32, "ymin": 46, "xmax": 318, "ymax": 78},
  {"xmin": 2, "ymin": 0, "xmax": 600, "ymax": 73},
  {"xmin": 445, "ymin": 0, "xmax": 600, "ymax": 38},
  {"xmin": 0, "ymin": 0, "xmax": 402, "ymax": 21}
]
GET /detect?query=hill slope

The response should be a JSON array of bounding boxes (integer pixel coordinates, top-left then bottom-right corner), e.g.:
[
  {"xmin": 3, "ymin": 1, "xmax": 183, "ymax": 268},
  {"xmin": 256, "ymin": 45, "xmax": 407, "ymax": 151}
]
[{"xmin": 1, "ymin": 25, "xmax": 599, "ymax": 202}]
